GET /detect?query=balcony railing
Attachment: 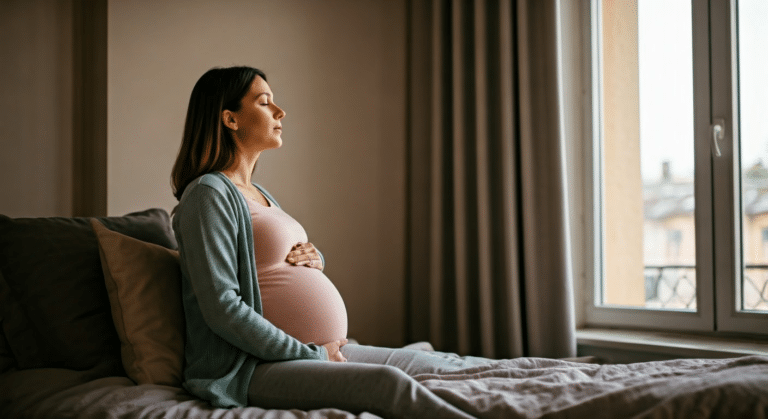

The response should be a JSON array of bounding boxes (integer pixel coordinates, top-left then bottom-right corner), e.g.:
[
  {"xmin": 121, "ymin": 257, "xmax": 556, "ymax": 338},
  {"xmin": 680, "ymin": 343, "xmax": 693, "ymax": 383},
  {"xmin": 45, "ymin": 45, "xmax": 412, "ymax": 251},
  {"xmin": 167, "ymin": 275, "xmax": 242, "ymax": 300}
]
[
  {"xmin": 743, "ymin": 265, "xmax": 768, "ymax": 311},
  {"xmin": 644, "ymin": 265, "xmax": 768, "ymax": 311}
]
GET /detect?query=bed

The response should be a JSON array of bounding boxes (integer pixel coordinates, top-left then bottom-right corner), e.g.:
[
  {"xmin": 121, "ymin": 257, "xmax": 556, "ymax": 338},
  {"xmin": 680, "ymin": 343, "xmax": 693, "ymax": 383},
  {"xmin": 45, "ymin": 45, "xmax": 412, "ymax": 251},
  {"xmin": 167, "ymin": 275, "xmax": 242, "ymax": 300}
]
[{"xmin": 1, "ymin": 209, "xmax": 767, "ymax": 418}]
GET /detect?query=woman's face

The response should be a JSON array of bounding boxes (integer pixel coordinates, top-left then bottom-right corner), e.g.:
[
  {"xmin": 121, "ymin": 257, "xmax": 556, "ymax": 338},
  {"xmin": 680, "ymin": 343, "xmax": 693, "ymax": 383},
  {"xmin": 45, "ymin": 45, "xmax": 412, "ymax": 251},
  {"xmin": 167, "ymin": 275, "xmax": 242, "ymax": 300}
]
[{"xmin": 229, "ymin": 76, "xmax": 286, "ymax": 152}]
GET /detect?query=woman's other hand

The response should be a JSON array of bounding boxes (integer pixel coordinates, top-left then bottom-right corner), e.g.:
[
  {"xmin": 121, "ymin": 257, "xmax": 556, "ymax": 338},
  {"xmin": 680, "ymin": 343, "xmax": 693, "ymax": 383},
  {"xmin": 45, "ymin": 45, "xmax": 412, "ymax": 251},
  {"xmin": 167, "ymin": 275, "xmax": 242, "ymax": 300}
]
[
  {"xmin": 286, "ymin": 242, "xmax": 323, "ymax": 270},
  {"xmin": 322, "ymin": 339, "xmax": 348, "ymax": 362}
]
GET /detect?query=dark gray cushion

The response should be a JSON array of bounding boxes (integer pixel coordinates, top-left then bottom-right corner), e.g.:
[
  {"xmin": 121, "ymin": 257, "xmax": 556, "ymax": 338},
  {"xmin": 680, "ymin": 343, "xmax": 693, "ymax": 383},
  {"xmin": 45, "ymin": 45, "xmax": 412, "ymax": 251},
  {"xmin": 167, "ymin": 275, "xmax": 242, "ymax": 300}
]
[
  {"xmin": 0, "ymin": 209, "xmax": 177, "ymax": 374},
  {"xmin": 0, "ymin": 271, "xmax": 17, "ymax": 374}
]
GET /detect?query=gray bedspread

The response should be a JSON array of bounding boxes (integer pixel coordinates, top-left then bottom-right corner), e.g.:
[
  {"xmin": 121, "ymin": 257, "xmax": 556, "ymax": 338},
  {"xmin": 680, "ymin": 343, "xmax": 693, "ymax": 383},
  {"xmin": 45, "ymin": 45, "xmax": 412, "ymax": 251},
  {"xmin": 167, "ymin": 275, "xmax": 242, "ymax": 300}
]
[
  {"xmin": 2, "ymin": 356, "xmax": 768, "ymax": 418},
  {"xmin": 415, "ymin": 355, "xmax": 768, "ymax": 418}
]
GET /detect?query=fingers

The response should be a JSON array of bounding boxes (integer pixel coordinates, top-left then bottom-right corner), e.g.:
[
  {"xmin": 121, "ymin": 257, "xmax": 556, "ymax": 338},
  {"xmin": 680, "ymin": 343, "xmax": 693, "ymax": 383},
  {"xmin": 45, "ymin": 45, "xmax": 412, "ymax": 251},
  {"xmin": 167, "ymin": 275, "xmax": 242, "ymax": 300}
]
[
  {"xmin": 288, "ymin": 243, "xmax": 313, "ymax": 258},
  {"xmin": 322, "ymin": 339, "xmax": 348, "ymax": 362},
  {"xmin": 329, "ymin": 348, "xmax": 346, "ymax": 362},
  {"xmin": 292, "ymin": 242, "xmax": 315, "ymax": 252},
  {"xmin": 285, "ymin": 242, "xmax": 322, "ymax": 269},
  {"xmin": 333, "ymin": 346, "xmax": 347, "ymax": 362},
  {"xmin": 333, "ymin": 339, "xmax": 348, "ymax": 362},
  {"xmin": 286, "ymin": 253, "xmax": 315, "ymax": 265}
]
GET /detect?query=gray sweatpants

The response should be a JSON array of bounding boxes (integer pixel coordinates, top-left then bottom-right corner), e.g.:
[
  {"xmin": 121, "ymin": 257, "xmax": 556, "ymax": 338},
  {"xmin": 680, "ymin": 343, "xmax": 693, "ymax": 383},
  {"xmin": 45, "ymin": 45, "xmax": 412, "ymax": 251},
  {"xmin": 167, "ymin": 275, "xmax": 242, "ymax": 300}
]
[{"xmin": 247, "ymin": 343, "xmax": 493, "ymax": 418}]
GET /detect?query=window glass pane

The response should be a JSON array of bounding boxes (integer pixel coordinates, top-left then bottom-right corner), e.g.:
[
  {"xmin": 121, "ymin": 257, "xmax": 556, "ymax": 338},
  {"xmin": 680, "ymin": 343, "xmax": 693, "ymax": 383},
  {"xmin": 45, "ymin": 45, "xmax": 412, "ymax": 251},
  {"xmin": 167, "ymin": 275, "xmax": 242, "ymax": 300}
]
[
  {"xmin": 599, "ymin": 0, "xmax": 695, "ymax": 310},
  {"xmin": 738, "ymin": 0, "xmax": 768, "ymax": 312}
]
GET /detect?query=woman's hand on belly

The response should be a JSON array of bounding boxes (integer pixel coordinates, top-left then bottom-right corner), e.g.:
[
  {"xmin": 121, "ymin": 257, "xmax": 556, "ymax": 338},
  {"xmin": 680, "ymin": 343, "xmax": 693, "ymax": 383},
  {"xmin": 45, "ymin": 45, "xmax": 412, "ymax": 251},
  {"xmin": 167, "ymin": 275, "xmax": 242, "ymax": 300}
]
[
  {"xmin": 285, "ymin": 242, "xmax": 323, "ymax": 270},
  {"xmin": 322, "ymin": 339, "xmax": 348, "ymax": 362}
]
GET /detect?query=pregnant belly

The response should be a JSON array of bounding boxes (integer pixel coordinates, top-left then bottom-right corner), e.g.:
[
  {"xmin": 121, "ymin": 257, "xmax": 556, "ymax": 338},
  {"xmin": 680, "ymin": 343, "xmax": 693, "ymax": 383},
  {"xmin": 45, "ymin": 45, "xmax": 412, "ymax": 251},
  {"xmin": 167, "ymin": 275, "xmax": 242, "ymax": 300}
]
[{"xmin": 258, "ymin": 267, "xmax": 348, "ymax": 345}]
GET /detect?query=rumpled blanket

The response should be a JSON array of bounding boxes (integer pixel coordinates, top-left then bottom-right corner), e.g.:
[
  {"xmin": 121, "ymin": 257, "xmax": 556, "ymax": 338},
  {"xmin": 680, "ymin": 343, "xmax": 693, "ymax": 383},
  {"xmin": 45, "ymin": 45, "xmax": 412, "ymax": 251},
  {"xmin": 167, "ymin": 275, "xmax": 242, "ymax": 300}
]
[
  {"xmin": 2, "ymin": 356, "xmax": 767, "ymax": 418},
  {"xmin": 0, "ymin": 367, "xmax": 377, "ymax": 419},
  {"xmin": 415, "ymin": 355, "xmax": 768, "ymax": 418}
]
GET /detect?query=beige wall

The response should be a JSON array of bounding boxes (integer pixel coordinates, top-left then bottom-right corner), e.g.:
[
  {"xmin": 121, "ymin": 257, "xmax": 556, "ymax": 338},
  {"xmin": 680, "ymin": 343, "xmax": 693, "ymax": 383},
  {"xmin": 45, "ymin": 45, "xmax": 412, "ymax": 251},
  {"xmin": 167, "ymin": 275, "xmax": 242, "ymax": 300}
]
[
  {"xmin": 0, "ymin": 0, "xmax": 73, "ymax": 217},
  {"xmin": 107, "ymin": 0, "xmax": 407, "ymax": 346}
]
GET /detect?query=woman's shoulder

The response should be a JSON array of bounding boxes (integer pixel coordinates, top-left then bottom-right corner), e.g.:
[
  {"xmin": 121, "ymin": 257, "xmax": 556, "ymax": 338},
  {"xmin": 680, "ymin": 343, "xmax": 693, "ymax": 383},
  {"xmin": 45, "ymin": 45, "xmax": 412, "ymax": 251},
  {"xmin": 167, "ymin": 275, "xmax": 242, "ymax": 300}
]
[
  {"xmin": 178, "ymin": 172, "xmax": 237, "ymax": 202},
  {"xmin": 176, "ymin": 172, "xmax": 240, "ymax": 216},
  {"xmin": 189, "ymin": 172, "xmax": 231, "ymax": 193}
]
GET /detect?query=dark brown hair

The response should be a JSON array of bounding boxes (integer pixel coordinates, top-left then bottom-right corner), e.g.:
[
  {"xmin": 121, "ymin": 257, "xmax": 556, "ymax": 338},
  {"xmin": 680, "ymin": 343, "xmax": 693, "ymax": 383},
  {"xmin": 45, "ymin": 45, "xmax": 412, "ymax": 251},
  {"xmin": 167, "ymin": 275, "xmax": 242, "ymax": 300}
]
[{"xmin": 171, "ymin": 66, "xmax": 266, "ymax": 201}]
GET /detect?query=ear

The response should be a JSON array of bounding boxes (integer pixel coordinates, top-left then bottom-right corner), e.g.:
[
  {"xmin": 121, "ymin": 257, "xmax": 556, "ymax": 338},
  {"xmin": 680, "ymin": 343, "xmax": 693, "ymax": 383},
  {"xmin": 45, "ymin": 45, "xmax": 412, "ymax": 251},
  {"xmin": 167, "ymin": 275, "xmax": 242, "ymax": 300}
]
[{"xmin": 221, "ymin": 110, "xmax": 238, "ymax": 131}]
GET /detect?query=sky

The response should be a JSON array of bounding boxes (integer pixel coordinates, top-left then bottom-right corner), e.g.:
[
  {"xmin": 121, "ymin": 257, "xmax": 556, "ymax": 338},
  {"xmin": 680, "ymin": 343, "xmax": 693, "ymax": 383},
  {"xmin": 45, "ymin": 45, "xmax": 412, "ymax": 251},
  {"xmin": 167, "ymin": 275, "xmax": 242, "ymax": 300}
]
[{"xmin": 637, "ymin": 0, "xmax": 768, "ymax": 183}]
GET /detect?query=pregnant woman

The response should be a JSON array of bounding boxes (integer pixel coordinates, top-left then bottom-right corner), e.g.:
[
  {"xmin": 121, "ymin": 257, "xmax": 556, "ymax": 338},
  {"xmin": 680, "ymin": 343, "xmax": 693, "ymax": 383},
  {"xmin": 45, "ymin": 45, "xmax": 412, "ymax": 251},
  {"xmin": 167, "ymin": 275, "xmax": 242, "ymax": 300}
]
[{"xmin": 171, "ymin": 66, "xmax": 487, "ymax": 418}]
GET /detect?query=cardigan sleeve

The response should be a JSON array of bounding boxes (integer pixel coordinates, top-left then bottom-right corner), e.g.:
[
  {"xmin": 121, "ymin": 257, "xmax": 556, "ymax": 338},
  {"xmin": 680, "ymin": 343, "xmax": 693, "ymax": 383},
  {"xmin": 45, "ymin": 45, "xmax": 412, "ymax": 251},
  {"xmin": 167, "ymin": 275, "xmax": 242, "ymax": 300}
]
[{"xmin": 175, "ymin": 183, "xmax": 328, "ymax": 362}]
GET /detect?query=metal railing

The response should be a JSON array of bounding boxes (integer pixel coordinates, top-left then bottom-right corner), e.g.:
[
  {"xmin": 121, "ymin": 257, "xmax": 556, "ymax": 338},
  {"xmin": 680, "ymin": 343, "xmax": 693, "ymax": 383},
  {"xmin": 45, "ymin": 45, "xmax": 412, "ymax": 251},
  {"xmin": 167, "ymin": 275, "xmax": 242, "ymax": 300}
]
[
  {"xmin": 644, "ymin": 265, "xmax": 768, "ymax": 311},
  {"xmin": 743, "ymin": 265, "xmax": 768, "ymax": 311}
]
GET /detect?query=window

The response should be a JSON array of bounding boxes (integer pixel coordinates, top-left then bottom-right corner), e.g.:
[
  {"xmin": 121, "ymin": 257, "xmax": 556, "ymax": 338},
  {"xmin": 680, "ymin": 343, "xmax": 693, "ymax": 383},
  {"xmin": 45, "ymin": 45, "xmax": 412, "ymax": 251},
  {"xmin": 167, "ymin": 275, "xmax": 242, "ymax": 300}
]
[{"xmin": 585, "ymin": 0, "xmax": 768, "ymax": 334}]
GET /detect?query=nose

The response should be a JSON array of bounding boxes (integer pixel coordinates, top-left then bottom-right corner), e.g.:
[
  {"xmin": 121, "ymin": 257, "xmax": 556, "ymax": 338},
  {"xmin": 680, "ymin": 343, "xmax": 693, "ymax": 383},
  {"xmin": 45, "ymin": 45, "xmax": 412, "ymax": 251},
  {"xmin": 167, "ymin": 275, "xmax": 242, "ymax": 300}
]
[{"xmin": 274, "ymin": 104, "xmax": 286, "ymax": 120}]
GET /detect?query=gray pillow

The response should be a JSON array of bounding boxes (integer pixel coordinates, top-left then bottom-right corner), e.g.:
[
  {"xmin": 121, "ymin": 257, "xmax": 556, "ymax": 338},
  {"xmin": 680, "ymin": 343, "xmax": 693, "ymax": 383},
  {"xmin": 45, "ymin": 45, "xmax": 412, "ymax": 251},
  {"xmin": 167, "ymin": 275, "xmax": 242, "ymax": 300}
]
[
  {"xmin": 0, "ymin": 273, "xmax": 17, "ymax": 374},
  {"xmin": 0, "ymin": 209, "xmax": 177, "ymax": 375}
]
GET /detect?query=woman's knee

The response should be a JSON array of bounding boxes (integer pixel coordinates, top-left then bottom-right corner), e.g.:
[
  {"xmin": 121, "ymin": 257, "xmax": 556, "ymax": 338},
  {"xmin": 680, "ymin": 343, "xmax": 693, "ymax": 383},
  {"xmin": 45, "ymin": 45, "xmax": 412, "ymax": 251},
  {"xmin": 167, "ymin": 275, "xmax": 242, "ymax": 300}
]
[
  {"xmin": 369, "ymin": 364, "xmax": 409, "ymax": 381},
  {"xmin": 364, "ymin": 365, "xmax": 417, "ymax": 397}
]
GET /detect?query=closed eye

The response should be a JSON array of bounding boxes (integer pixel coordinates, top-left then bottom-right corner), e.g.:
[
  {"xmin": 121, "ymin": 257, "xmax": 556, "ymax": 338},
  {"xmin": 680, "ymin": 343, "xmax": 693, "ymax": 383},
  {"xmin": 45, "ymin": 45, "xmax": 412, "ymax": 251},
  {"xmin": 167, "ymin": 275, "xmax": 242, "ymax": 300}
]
[{"xmin": 256, "ymin": 92, "xmax": 273, "ymax": 105}]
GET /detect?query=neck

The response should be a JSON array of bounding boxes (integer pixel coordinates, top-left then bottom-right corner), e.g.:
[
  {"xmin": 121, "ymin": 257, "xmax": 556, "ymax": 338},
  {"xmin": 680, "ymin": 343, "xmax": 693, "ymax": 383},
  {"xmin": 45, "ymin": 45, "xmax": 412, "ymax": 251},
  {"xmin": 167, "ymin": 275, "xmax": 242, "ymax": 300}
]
[{"xmin": 222, "ymin": 152, "xmax": 260, "ymax": 186}]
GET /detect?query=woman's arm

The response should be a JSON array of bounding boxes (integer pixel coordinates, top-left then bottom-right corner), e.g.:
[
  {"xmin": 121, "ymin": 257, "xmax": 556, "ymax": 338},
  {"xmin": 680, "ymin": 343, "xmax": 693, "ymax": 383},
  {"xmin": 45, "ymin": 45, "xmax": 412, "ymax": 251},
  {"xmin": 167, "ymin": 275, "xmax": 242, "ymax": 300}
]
[{"xmin": 175, "ymin": 182, "xmax": 327, "ymax": 362}]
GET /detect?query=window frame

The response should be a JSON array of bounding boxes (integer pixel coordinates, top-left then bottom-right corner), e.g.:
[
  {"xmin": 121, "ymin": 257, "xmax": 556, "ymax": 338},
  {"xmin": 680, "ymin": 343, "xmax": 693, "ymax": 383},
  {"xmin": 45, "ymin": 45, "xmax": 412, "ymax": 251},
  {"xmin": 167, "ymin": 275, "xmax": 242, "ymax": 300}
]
[
  {"xmin": 712, "ymin": 0, "xmax": 768, "ymax": 334},
  {"xmin": 580, "ymin": 0, "xmax": 768, "ymax": 335}
]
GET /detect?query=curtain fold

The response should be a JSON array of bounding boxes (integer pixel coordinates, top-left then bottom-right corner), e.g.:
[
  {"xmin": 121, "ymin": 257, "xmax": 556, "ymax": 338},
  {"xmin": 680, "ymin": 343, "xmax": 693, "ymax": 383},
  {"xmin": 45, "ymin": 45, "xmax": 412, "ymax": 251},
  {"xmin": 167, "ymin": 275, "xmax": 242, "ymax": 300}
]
[{"xmin": 406, "ymin": 0, "xmax": 576, "ymax": 359}]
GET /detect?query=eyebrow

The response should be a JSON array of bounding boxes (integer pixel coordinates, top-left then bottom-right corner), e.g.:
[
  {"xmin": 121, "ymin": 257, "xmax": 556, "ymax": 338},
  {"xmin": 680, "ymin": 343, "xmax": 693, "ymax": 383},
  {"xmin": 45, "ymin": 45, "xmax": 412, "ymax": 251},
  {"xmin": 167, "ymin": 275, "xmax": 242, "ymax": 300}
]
[{"xmin": 256, "ymin": 92, "xmax": 272, "ymax": 99}]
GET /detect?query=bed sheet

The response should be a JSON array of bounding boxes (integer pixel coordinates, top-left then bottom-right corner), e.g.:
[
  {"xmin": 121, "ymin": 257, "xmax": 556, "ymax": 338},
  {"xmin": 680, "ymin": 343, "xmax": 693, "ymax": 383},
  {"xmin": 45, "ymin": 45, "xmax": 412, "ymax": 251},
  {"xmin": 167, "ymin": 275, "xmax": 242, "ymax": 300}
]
[
  {"xmin": 2, "ymin": 355, "xmax": 767, "ymax": 418},
  {"xmin": 415, "ymin": 355, "xmax": 768, "ymax": 418}
]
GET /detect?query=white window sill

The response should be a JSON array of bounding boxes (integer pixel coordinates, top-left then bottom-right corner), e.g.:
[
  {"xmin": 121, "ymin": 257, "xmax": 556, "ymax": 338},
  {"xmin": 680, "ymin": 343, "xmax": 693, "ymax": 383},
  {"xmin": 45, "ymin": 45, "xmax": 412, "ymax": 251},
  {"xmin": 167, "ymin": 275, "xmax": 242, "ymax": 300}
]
[{"xmin": 576, "ymin": 328, "xmax": 768, "ymax": 364}]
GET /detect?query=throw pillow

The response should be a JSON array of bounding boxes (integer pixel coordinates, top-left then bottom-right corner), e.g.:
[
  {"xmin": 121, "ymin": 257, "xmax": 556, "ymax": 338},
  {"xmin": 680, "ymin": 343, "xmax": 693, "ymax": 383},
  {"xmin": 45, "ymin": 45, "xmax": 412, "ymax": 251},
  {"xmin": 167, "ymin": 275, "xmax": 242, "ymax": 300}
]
[
  {"xmin": 91, "ymin": 219, "xmax": 184, "ymax": 386},
  {"xmin": 0, "ymin": 209, "xmax": 177, "ymax": 374}
]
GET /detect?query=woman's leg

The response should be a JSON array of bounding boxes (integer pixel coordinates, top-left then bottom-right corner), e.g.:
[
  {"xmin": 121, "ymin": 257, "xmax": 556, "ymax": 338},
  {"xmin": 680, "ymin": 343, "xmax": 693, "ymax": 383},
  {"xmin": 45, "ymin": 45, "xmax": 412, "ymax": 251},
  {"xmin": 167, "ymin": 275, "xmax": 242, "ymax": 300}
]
[
  {"xmin": 341, "ymin": 344, "xmax": 495, "ymax": 377},
  {"xmin": 247, "ymin": 359, "xmax": 474, "ymax": 419}
]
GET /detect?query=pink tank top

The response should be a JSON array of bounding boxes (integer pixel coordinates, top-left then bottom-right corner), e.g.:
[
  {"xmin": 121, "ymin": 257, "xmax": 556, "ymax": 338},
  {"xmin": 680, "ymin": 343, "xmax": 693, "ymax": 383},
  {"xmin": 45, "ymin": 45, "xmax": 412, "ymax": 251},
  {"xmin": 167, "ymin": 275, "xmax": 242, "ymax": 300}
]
[{"xmin": 246, "ymin": 194, "xmax": 348, "ymax": 345}]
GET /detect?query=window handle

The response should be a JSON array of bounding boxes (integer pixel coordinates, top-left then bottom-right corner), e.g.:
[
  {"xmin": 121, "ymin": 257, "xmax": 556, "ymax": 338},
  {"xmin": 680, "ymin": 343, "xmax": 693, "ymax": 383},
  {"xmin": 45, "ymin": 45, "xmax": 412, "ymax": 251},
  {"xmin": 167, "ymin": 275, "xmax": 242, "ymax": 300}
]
[{"xmin": 712, "ymin": 118, "xmax": 725, "ymax": 157}]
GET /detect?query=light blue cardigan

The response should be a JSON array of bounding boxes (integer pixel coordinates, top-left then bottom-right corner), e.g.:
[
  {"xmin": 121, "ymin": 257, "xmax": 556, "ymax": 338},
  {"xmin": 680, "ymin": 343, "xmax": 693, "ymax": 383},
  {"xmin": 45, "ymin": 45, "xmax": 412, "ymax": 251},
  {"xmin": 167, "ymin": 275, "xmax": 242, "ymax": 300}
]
[{"xmin": 172, "ymin": 172, "xmax": 328, "ymax": 408}]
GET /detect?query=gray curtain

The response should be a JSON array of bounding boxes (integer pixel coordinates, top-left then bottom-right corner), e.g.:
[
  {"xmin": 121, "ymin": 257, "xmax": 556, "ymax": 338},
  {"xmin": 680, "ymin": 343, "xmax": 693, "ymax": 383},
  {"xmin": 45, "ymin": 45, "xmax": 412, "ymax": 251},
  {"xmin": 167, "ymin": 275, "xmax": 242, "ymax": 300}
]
[{"xmin": 405, "ymin": 0, "xmax": 576, "ymax": 359}]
